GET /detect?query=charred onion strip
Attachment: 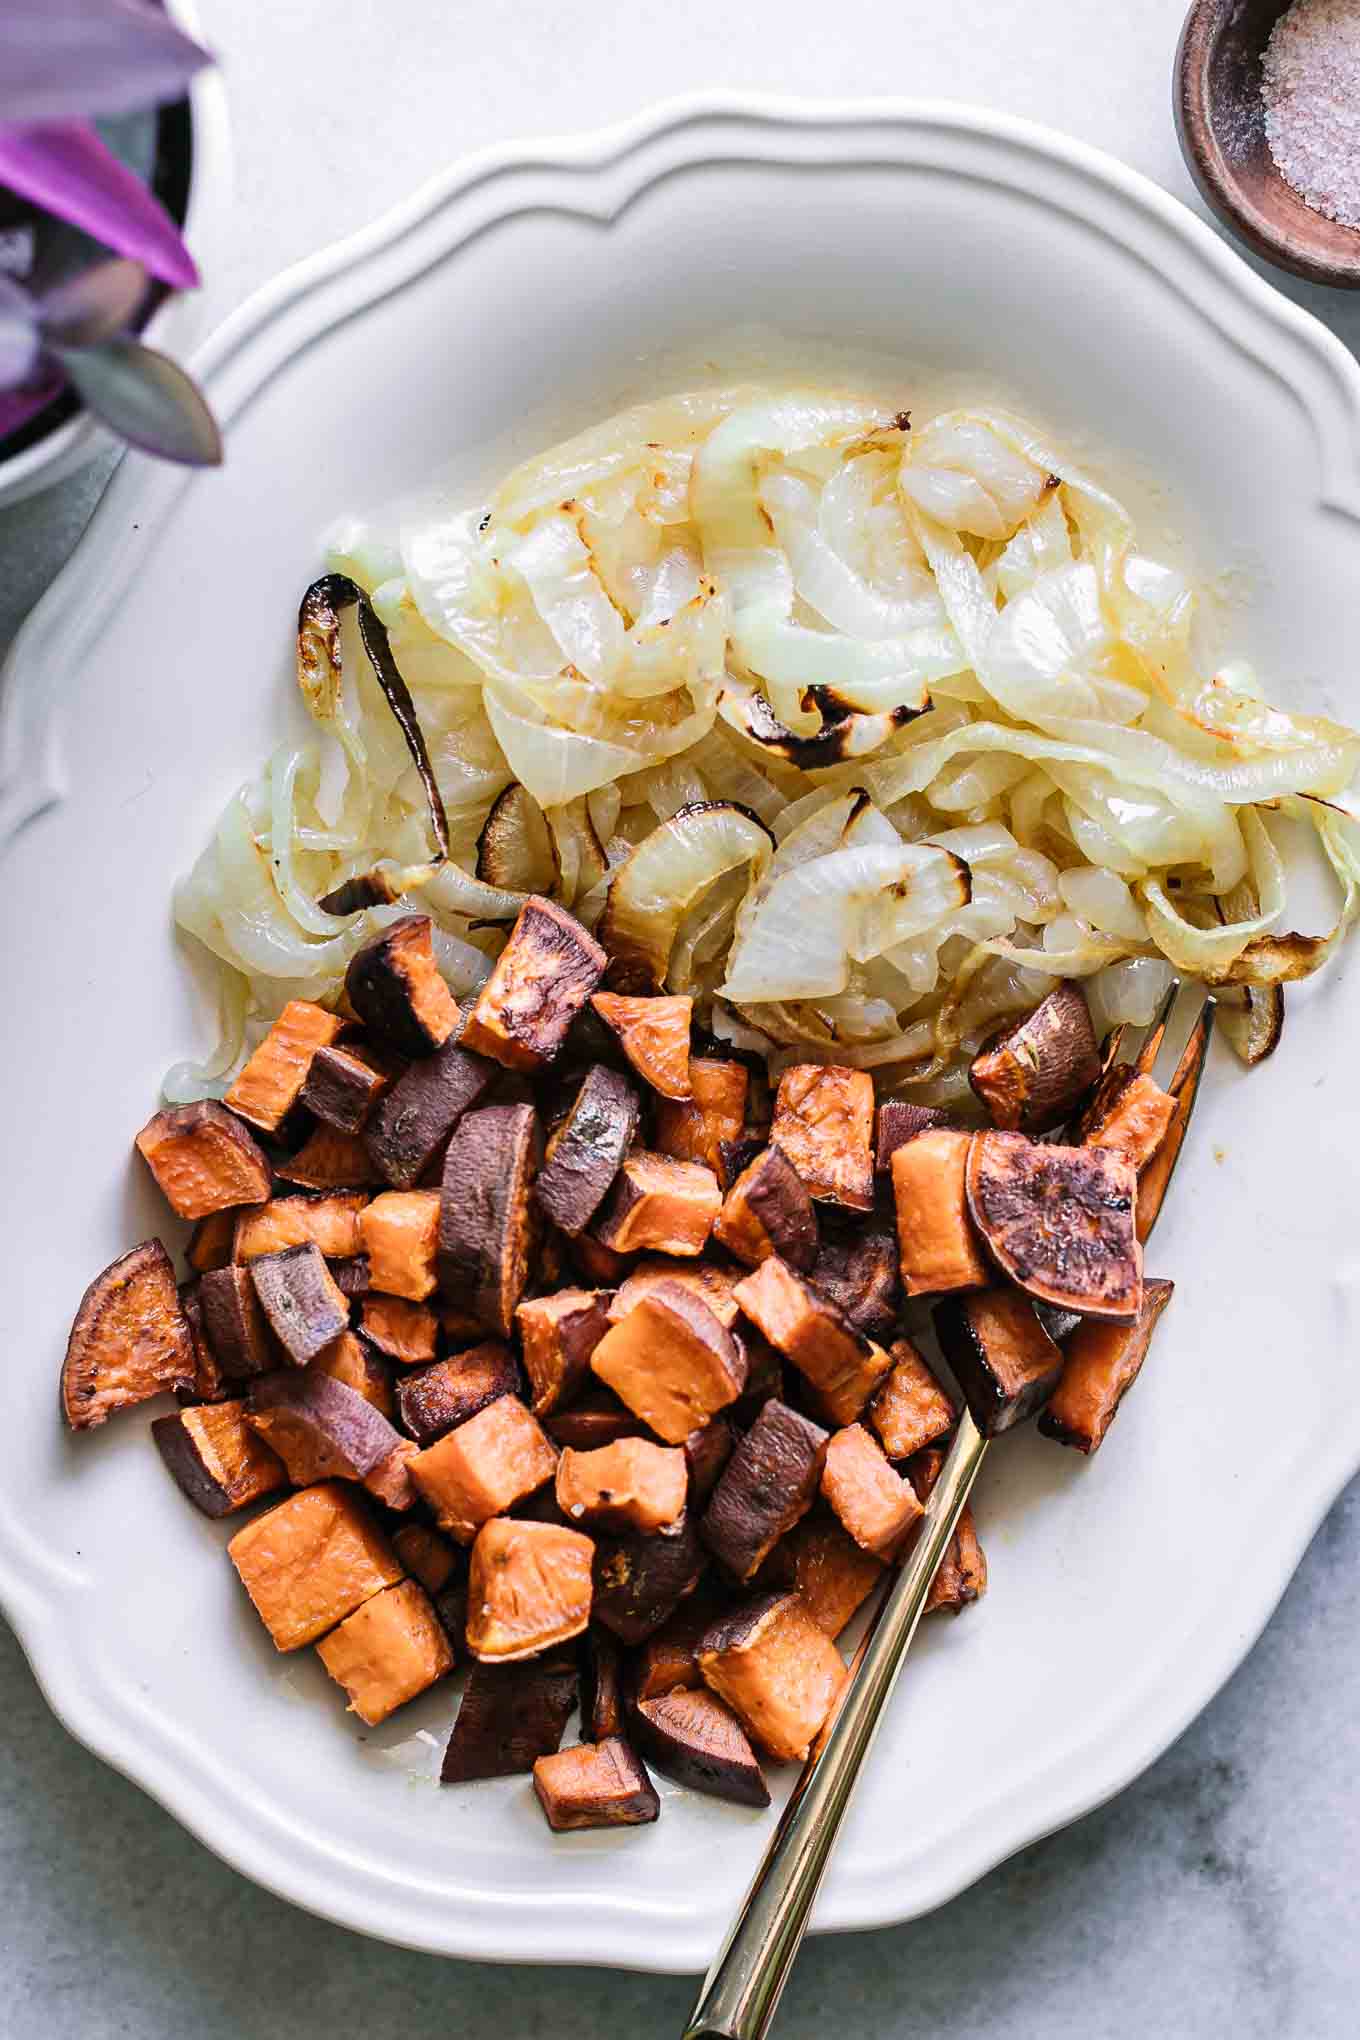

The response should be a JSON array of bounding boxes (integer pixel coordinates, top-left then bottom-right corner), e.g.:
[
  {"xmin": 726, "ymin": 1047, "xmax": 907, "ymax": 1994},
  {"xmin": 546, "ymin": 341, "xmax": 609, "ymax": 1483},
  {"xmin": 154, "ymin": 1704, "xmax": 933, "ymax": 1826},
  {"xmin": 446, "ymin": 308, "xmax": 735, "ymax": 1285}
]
[
  {"xmin": 719, "ymin": 685, "xmax": 926, "ymax": 770},
  {"xmin": 299, "ymin": 575, "xmax": 450, "ymax": 916}
]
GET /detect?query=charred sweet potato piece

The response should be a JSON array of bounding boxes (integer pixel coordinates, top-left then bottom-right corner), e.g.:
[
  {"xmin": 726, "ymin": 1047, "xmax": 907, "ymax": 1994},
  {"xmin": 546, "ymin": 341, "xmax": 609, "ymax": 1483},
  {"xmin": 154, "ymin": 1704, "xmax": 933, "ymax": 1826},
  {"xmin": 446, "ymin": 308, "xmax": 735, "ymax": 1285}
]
[
  {"xmin": 359, "ymin": 1294, "xmax": 438, "ymax": 1366},
  {"xmin": 465, "ymin": 1516, "xmax": 594, "ymax": 1660},
  {"xmin": 773, "ymin": 1514, "xmax": 883, "ymax": 1638},
  {"xmin": 227, "ymin": 1482, "xmax": 401, "ymax": 1650},
  {"xmin": 533, "ymin": 1737, "xmax": 659, "ymax": 1831},
  {"xmin": 608, "ymin": 1256, "xmax": 741, "ymax": 1330},
  {"xmin": 409, "ymin": 1393, "xmax": 557, "ymax": 1541},
  {"xmin": 543, "ymin": 1393, "xmax": 646, "ymax": 1451},
  {"xmin": 274, "ymin": 1126, "xmax": 382, "ymax": 1192},
  {"xmin": 176, "ymin": 1281, "xmax": 230, "ymax": 1405},
  {"xmin": 439, "ymin": 1103, "xmax": 540, "ymax": 1336},
  {"xmin": 820, "ymin": 1424, "xmax": 923, "ymax": 1558},
  {"xmin": 249, "ymin": 1243, "xmax": 350, "ymax": 1366},
  {"xmin": 700, "ymin": 1398, "xmax": 827, "ymax": 1582},
  {"xmin": 965, "ymin": 1131, "xmax": 1142, "ymax": 1322},
  {"xmin": 330, "ymin": 1255, "xmax": 372, "ymax": 1299},
  {"xmin": 363, "ymin": 1036, "xmax": 495, "ymax": 1188},
  {"xmin": 581, "ymin": 1628, "xmax": 626, "ymax": 1740},
  {"xmin": 247, "ymin": 1367, "xmax": 411, "ymax": 1498},
  {"xmin": 392, "ymin": 1522, "xmax": 459, "ymax": 1595},
  {"xmin": 345, "ymin": 915, "xmax": 458, "ymax": 1058},
  {"xmin": 1077, "ymin": 1066, "xmax": 1177, "ymax": 1171},
  {"xmin": 632, "ymin": 1689, "xmax": 770, "ymax": 1808},
  {"xmin": 440, "ymin": 1651, "xmax": 578, "ymax": 1781},
  {"xmin": 556, "ymin": 1439, "xmax": 688, "ymax": 1535},
  {"xmin": 591, "ymin": 991, "xmax": 694, "ymax": 1099},
  {"xmin": 568, "ymin": 1230, "xmax": 635, "ymax": 1288},
  {"xmin": 591, "ymin": 1514, "xmax": 705, "ymax": 1643},
  {"xmin": 359, "ymin": 1189, "xmax": 440, "ymax": 1302},
  {"xmin": 516, "ymin": 1289, "xmax": 612, "ymax": 1416},
  {"xmin": 591, "ymin": 1283, "xmax": 746, "ymax": 1443},
  {"xmin": 684, "ymin": 1417, "xmax": 735, "ymax": 1506},
  {"xmin": 714, "ymin": 1145, "xmax": 819, "ymax": 1272},
  {"xmin": 199, "ymin": 1264, "xmax": 276, "ymax": 1380},
  {"xmin": 460, "ymin": 897, "xmax": 605, "ymax": 1071},
  {"xmin": 312, "ymin": 1330, "xmax": 393, "ymax": 1416},
  {"xmin": 535, "ymin": 1065, "xmax": 639, "ymax": 1237},
  {"xmin": 934, "ymin": 1286, "xmax": 1064, "ymax": 1436},
  {"xmin": 1039, "ymin": 1276, "xmax": 1175, "ymax": 1453},
  {"xmin": 233, "ymin": 1192, "xmax": 366, "ymax": 1263},
  {"xmin": 654, "ymin": 1059, "xmax": 749, "ymax": 1178},
  {"xmin": 62, "ymin": 1241, "xmax": 196, "ymax": 1430},
  {"xmin": 810, "ymin": 1227, "xmax": 899, "ymax": 1344},
  {"xmin": 152, "ymin": 1399, "xmax": 286, "ymax": 1517},
  {"xmin": 316, "ymin": 1577, "xmax": 454, "ymax": 1724},
  {"xmin": 135, "ymin": 1102, "xmax": 272, "ymax": 1220},
  {"xmin": 731, "ymin": 1256, "xmax": 890, "ymax": 1425},
  {"xmin": 906, "ymin": 1447, "xmax": 988, "ymax": 1614},
  {"xmin": 186, "ymin": 1209, "xmax": 237, "ymax": 1275},
  {"xmin": 595, "ymin": 1151, "xmax": 721, "ymax": 1258},
  {"xmin": 632, "ymin": 1590, "xmax": 725, "ymax": 1698},
  {"xmin": 699, "ymin": 1592, "xmax": 847, "ymax": 1763},
  {"xmin": 891, "ymin": 1129, "xmax": 989, "ymax": 1296},
  {"xmin": 868, "ymin": 1338, "xmax": 956, "ymax": 1462},
  {"xmin": 299, "ymin": 1042, "xmax": 390, "ymax": 1134},
  {"xmin": 771, "ymin": 1064, "xmax": 874, "ymax": 1211},
  {"xmin": 396, "ymin": 1342, "xmax": 522, "ymax": 1444},
  {"xmin": 731, "ymin": 1330, "xmax": 786, "ymax": 1428},
  {"xmin": 225, "ymin": 1001, "xmax": 344, "ymax": 1133},
  {"xmin": 969, "ymin": 981, "xmax": 1101, "ymax": 1132},
  {"xmin": 874, "ymin": 1100, "xmax": 956, "ymax": 1179}
]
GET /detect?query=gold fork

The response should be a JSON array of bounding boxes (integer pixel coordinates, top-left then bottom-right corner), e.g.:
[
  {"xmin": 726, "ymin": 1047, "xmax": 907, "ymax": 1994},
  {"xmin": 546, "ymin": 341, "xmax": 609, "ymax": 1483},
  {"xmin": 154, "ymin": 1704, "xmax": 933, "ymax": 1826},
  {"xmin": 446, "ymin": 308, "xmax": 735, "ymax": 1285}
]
[{"xmin": 682, "ymin": 983, "xmax": 1216, "ymax": 2040}]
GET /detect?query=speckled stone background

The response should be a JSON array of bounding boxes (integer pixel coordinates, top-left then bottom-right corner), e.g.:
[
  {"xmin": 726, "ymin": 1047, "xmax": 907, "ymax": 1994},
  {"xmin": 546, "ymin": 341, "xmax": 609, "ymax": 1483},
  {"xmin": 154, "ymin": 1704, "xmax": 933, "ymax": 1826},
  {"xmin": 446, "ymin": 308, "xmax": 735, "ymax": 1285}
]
[{"xmin": 4, "ymin": 5, "xmax": 1359, "ymax": 2034}]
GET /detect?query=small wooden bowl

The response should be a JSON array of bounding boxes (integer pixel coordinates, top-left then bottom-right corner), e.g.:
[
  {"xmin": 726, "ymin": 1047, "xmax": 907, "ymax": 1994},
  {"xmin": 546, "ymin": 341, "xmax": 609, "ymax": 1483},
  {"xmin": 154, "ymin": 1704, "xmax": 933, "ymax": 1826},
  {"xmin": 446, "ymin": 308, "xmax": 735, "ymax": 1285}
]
[{"xmin": 1175, "ymin": 0, "xmax": 1360, "ymax": 289}]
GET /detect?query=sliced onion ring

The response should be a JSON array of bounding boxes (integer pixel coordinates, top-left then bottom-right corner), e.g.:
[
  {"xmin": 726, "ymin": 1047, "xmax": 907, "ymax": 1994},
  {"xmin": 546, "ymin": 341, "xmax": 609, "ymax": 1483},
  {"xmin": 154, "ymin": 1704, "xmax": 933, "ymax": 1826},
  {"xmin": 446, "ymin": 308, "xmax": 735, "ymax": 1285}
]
[{"xmin": 598, "ymin": 799, "xmax": 774, "ymax": 992}]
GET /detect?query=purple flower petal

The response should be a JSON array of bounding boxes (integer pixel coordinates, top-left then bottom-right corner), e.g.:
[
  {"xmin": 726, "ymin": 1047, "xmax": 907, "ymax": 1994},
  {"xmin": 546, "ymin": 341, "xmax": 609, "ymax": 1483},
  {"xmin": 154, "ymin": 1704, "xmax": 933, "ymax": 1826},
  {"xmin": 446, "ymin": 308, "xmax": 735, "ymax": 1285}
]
[
  {"xmin": 0, "ymin": 364, "xmax": 65, "ymax": 443},
  {"xmin": 0, "ymin": 1, "xmax": 210, "ymax": 127},
  {"xmin": 0, "ymin": 122, "xmax": 198, "ymax": 289},
  {"xmin": 0, "ymin": 274, "xmax": 41, "ymax": 384}
]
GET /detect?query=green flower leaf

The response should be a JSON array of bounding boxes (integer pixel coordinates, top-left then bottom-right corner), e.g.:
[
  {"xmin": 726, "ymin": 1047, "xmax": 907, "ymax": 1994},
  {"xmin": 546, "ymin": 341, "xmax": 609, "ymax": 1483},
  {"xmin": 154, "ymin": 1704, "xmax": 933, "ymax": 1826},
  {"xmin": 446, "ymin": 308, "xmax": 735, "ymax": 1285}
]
[{"xmin": 54, "ymin": 334, "xmax": 222, "ymax": 466}]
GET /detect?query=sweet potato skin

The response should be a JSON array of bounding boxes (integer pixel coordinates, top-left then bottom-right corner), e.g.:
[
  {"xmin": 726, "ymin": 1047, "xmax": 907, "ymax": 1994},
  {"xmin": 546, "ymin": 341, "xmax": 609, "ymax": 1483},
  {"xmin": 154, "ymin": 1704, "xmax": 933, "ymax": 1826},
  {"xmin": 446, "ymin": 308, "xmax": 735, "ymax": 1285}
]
[
  {"xmin": 226, "ymin": 1001, "xmax": 345, "ymax": 1133},
  {"xmin": 590, "ymin": 991, "xmax": 693, "ymax": 1099},
  {"xmin": 227, "ymin": 1482, "xmax": 402, "ymax": 1650},
  {"xmin": 906, "ymin": 1447, "xmax": 988, "ymax": 1614},
  {"xmin": 345, "ymin": 916, "xmax": 459, "ymax": 1058},
  {"xmin": 246, "ymin": 1367, "xmax": 411, "ymax": 1500},
  {"xmin": 933, "ymin": 1287, "xmax": 1064, "ymax": 1436},
  {"xmin": 534, "ymin": 1064, "xmax": 639, "ymax": 1237},
  {"xmin": 1039, "ymin": 1276, "xmax": 1175, "ymax": 1452},
  {"xmin": 516, "ymin": 1289, "xmax": 612, "ymax": 1416},
  {"xmin": 249, "ymin": 1242, "xmax": 350, "ymax": 1366},
  {"xmin": 152, "ymin": 1399, "xmax": 287, "ymax": 1516},
  {"xmin": 316, "ymin": 1577, "xmax": 454, "ymax": 1725},
  {"xmin": 395, "ymin": 1342, "xmax": 521, "ymax": 1444},
  {"xmin": 891, "ymin": 1128, "xmax": 989, "ymax": 1296},
  {"xmin": 461, "ymin": 896, "xmax": 606, "ymax": 1071},
  {"xmin": 440, "ymin": 1652, "xmax": 578, "ymax": 1781},
  {"xmin": 631, "ymin": 1688, "xmax": 770, "ymax": 1808},
  {"xmin": 874, "ymin": 1100, "xmax": 955, "ymax": 1179},
  {"xmin": 810, "ymin": 1226, "xmax": 899, "ymax": 1344},
  {"xmin": 135, "ymin": 1102, "xmax": 272, "ymax": 1220},
  {"xmin": 438, "ymin": 1103, "xmax": 541, "ymax": 1336},
  {"xmin": 198, "ymin": 1263, "xmax": 277, "ymax": 1380},
  {"xmin": 771, "ymin": 1064, "xmax": 875, "ymax": 1210},
  {"xmin": 300, "ymin": 1042, "xmax": 390, "ymax": 1134},
  {"xmin": 364, "ymin": 1037, "xmax": 495, "ymax": 1188},
  {"xmin": 700, "ymin": 1397, "xmax": 827, "ymax": 1582},
  {"xmin": 969, "ymin": 981, "xmax": 1100, "ymax": 1133},
  {"xmin": 464, "ymin": 1517, "xmax": 595, "ymax": 1661},
  {"xmin": 62, "ymin": 1240, "xmax": 197, "ymax": 1430},
  {"xmin": 608, "ymin": 1256, "xmax": 741, "ymax": 1329},
  {"xmin": 965, "ymin": 1131, "xmax": 1142, "ymax": 1322},
  {"xmin": 591, "ymin": 1514, "xmax": 706, "ymax": 1643}
]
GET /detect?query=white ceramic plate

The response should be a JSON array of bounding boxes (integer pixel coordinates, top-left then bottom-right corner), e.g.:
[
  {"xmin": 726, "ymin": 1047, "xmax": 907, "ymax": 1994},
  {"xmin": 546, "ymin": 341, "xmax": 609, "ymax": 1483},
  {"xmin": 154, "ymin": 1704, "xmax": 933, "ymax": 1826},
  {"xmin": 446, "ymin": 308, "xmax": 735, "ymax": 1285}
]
[{"xmin": 4, "ymin": 97, "xmax": 1360, "ymax": 1973}]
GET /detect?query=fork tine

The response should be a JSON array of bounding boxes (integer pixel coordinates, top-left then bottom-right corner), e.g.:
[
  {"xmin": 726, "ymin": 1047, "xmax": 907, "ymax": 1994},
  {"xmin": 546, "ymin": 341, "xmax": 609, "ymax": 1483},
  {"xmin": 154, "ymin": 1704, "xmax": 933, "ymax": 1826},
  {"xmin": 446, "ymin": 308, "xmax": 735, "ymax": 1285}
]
[
  {"xmin": 1136, "ymin": 994, "xmax": 1216, "ymax": 1243},
  {"xmin": 1131, "ymin": 973, "xmax": 1182, "ymax": 1077}
]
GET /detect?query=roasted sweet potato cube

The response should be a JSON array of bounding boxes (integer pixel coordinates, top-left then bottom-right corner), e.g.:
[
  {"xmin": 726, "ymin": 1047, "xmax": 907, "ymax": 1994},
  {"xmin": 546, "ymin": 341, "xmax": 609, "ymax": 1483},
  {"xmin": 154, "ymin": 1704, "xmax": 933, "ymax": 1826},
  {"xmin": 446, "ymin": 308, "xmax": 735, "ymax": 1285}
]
[
  {"xmin": 714, "ymin": 1145, "xmax": 819, "ymax": 1272},
  {"xmin": 225, "ymin": 1000, "xmax": 344, "ymax": 1134},
  {"xmin": 62, "ymin": 1240, "xmax": 197, "ymax": 1430},
  {"xmin": 632, "ymin": 1591, "xmax": 724, "ymax": 1698},
  {"xmin": 868, "ymin": 1339, "xmax": 956, "ymax": 1462},
  {"xmin": 595, "ymin": 1151, "xmax": 721, "ymax": 1257},
  {"xmin": 591, "ymin": 1515, "xmax": 705, "ymax": 1643},
  {"xmin": 274, "ymin": 1127, "xmax": 382, "ymax": 1192},
  {"xmin": 631, "ymin": 1689, "xmax": 770, "ymax": 1808},
  {"xmin": 590, "ymin": 991, "xmax": 693, "ymax": 1099},
  {"xmin": 246, "ymin": 1367, "xmax": 411, "ymax": 1499},
  {"xmin": 233, "ymin": 1192, "xmax": 366, "ymax": 1262},
  {"xmin": 312, "ymin": 1330, "xmax": 393, "ymax": 1415},
  {"xmin": 556, "ymin": 1438, "xmax": 687, "ymax": 1534},
  {"xmin": 543, "ymin": 1393, "xmax": 646, "ymax": 1451},
  {"xmin": 460, "ymin": 896, "xmax": 605, "ymax": 1071},
  {"xmin": 533, "ymin": 1737, "xmax": 659, "ymax": 1831},
  {"xmin": 359, "ymin": 1294, "xmax": 438, "ymax": 1366},
  {"xmin": 464, "ymin": 1517, "xmax": 595, "ymax": 1660},
  {"xmin": 654, "ymin": 1059, "xmax": 749, "ymax": 1176},
  {"xmin": 579, "ymin": 1628, "xmax": 625, "ymax": 1740},
  {"xmin": 227, "ymin": 1482, "xmax": 401, "ymax": 1650},
  {"xmin": 439, "ymin": 1103, "xmax": 540, "ymax": 1335},
  {"xmin": 965, "ymin": 1131, "xmax": 1142, "ymax": 1321},
  {"xmin": 771, "ymin": 1064, "xmax": 874, "ymax": 1210},
  {"xmin": 186, "ymin": 1209, "xmax": 237, "ymax": 1275},
  {"xmin": 1079, "ymin": 1067, "xmax": 1177, "ymax": 1170},
  {"xmin": 732, "ymin": 1256, "xmax": 890, "ymax": 1425},
  {"xmin": 363, "ymin": 1036, "xmax": 495, "ymax": 1188},
  {"xmin": 135, "ymin": 1101, "xmax": 272, "ymax": 1220},
  {"xmin": 774, "ymin": 1514, "xmax": 883, "ymax": 1638},
  {"xmin": 684, "ymin": 1416, "xmax": 735, "ymax": 1506},
  {"xmin": 820, "ymin": 1424, "xmax": 923, "ymax": 1558},
  {"xmin": 249, "ymin": 1243, "xmax": 350, "ymax": 1366},
  {"xmin": 535, "ymin": 1064, "xmax": 639, "ymax": 1237},
  {"xmin": 874, "ymin": 1100, "xmax": 955, "ymax": 1178},
  {"xmin": 591, "ymin": 1283, "xmax": 746, "ymax": 1443},
  {"xmin": 569, "ymin": 1229, "xmax": 636, "ymax": 1288},
  {"xmin": 199, "ymin": 1264, "xmax": 276, "ymax": 1379},
  {"xmin": 811, "ymin": 1227, "xmax": 899, "ymax": 1343},
  {"xmin": 345, "ymin": 915, "xmax": 458, "ymax": 1058},
  {"xmin": 152, "ymin": 1399, "xmax": 286, "ymax": 1517},
  {"xmin": 891, "ymin": 1128, "xmax": 989, "ymax": 1295},
  {"xmin": 176, "ymin": 1281, "xmax": 229, "ymax": 1405},
  {"xmin": 934, "ymin": 1288, "xmax": 1064, "ymax": 1436},
  {"xmin": 300, "ymin": 1042, "xmax": 389, "ymax": 1133},
  {"xmin": 315, "ymin": 1577, "xmax": 453, "ymax": 1724},
  {"xmin": 392, "ymin": 1522, "xmax": 459, "ymax": 1595},
  {"xmin": 409, "ymin": 1393, "xmax": 558, "ymax": 1541},
  {"xmin": 395, "ymin": 1342, "xmax": 520, "ymax": 1445},
  {"xmin": 516, "ymin": 1289, "xmax": 612, "ymax": 1415},
  {"xmin": 700, "ymin": 1398, "xmax": 827, "ymax": 1582},
  {"xmin": 699, "ymin": 1593, "xmax": 847, "ymax": 1763},
  {"xmin": 608, "ymin": 1256, "xmax": 741, "ymax": 1329},
  {"xmin": 440, "ymin": 1652, "xmax": 578, "ymax": 1781},
  {"xmin": 906, "ymin": 1447, "xmax": 988, "ymax": 1614},
  {"xmin": 1039, "ymin": 1277, "xmax": 1174, "ymax": 1453},
  {"xmin": 969, "ymin": 980, "xmax": 1100, "ymax": 1133},
  {"xmin": 359, "ymin": 1189, "xmax": 441, "ymax": 1301}
]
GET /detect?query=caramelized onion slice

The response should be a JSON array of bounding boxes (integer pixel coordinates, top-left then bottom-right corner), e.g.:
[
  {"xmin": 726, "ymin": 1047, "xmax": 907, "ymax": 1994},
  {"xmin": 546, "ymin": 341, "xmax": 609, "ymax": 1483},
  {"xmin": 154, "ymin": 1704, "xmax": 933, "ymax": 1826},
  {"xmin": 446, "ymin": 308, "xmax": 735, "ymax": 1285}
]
[
  {"xmin": 476, "ymin": 783, "xmax": 558, "ymax": 894},
  {"xmin": 598, "ymin": 801, "xmax": 774, "ymax": 993}
]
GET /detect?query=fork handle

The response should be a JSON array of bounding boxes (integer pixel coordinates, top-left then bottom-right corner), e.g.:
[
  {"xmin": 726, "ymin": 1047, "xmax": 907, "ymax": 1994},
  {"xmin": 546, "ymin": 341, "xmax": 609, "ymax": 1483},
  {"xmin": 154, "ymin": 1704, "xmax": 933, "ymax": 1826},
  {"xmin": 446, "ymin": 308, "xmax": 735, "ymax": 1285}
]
[{"xmin": 682, "ymin": 1413, "xmax": 989, "ymax": 2040}]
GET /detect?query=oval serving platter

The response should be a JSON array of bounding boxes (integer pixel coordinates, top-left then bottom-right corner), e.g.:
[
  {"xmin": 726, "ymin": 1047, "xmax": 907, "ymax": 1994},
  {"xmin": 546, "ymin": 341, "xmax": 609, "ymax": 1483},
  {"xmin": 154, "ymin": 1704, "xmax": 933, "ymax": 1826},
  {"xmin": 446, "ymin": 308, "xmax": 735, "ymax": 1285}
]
[{"xmin": 2, "ymin": 96, "xmax": 1359, "ymax": 1970}]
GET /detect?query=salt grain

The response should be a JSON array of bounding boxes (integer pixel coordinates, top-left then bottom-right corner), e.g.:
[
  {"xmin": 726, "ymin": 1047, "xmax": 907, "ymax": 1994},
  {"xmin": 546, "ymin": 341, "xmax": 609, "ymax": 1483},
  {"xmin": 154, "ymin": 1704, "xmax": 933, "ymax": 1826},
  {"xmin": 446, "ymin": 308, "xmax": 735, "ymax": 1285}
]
[{"xmin": 1262, "ymin": 0, "xmax": 1360, "ymax": 227}]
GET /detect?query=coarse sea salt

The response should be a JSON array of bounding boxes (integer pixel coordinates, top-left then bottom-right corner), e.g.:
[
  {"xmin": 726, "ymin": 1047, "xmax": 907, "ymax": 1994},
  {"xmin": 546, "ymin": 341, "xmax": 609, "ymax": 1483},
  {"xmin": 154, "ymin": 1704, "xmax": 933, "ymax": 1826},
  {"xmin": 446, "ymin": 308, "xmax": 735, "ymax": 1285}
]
[{"xmin": 1262, "ymin": 0, "xmax": 1360, "ymax": 228}]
